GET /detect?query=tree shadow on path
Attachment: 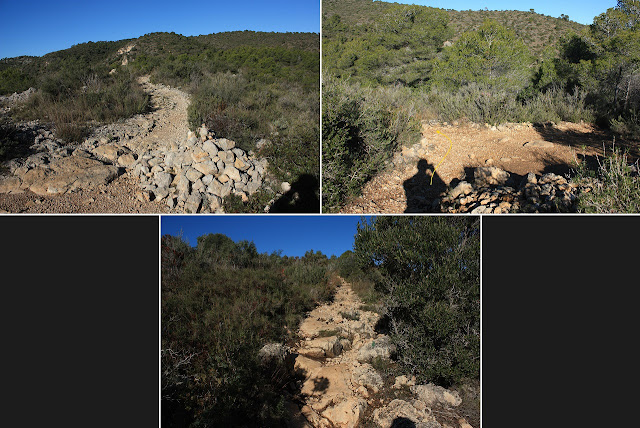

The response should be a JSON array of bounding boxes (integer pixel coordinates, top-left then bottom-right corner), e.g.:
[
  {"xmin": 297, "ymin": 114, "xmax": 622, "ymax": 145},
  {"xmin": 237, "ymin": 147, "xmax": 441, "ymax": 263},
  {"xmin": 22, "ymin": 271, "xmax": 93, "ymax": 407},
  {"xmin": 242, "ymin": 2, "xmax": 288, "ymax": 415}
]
[{"xmin": 403, "ymin": 159, "xmax": 447, "ymax": 213}]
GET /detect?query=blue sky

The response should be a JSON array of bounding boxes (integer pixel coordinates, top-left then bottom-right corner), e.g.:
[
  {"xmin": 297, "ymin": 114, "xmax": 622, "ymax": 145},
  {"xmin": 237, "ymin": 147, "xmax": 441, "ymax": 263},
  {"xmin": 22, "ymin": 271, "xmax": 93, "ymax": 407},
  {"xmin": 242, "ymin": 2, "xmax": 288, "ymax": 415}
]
[
  {"xmin": 161, "ymin": 215, "xmax": 369, "ymax": 257},
  {"xmin": 0, "ymin": 0, "xmax": 320, "ymax": 59},
  {"xmin": 407, "ymin": 0, "xmax": 617, "ymax": 25}
]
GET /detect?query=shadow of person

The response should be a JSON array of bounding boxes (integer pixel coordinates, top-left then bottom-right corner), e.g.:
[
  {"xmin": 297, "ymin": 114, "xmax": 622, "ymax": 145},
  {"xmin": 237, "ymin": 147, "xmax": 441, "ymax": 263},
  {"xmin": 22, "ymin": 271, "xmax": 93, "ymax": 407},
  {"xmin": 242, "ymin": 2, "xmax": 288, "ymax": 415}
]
[
  {"xmin": 403, "ymin": 159, "xmax": 447, "ymax": 213},
  {"xmin": 270, "ymin": 174, "xmax": 320, "ymax": 213}
]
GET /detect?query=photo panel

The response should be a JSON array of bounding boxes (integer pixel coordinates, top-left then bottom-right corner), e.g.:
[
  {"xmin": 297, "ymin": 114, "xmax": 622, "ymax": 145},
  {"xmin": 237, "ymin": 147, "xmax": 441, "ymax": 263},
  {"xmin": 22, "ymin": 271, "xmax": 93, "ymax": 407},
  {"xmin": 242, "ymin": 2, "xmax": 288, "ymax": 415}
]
[
  {"xmin": 160, "ymin": 214, "xmax": 480, "ymax": 427},
  {"xmin": 320, "ymin": 0, "xmax": 639, "ymax": 214},
  {"xmin": 0, "ymin": 1, "xmax": 321, "ymax": 214}
]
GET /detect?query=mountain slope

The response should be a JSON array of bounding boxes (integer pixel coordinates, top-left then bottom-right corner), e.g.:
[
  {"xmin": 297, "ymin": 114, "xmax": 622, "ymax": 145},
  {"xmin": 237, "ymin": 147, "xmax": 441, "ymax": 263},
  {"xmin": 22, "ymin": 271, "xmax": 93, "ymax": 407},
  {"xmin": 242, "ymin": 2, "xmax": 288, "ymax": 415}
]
[{"xmin": 322, "ymin": 0, "xmax": 586, "ymax": 58}]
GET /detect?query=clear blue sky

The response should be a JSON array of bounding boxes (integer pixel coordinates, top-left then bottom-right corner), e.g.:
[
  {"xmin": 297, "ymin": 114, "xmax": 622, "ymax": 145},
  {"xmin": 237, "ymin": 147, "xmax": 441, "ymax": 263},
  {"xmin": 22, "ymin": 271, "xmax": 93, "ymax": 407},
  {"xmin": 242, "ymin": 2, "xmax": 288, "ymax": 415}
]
[
  {"xmin": 407, "ymin": 0, "xmax": 617, "ymax": 25},
  {"xmin": 161, "ymin": 215, "xmax": 369, "ymax": 257},
  {"xmin": 0, "ymin": 0, "xmax": 320, "ymax": 59}
]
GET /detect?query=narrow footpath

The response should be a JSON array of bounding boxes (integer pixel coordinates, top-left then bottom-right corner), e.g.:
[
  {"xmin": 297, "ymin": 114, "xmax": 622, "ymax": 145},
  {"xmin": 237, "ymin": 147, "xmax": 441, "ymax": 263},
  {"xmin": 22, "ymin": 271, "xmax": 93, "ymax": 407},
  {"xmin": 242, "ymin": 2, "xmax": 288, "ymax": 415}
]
[{"xmin": 288, "ymin": 278, "xmax": 475, "ymax": 428}]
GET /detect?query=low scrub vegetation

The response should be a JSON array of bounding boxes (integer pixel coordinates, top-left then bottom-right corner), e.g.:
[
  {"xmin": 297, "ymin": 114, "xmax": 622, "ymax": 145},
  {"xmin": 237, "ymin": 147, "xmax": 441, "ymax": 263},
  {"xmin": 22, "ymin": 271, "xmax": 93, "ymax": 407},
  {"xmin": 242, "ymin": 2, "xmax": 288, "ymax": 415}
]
[
  {"xmin": 322, "ymin": 75, "xmax": 418, "ymax": 211},
  {"xmin": 13, "ymin": 70, "xmax": 149, "ymax": 143},
  {"xmin": 322, "ymin": 0, "xmax": 640, "ymax": 211},
  {"xmin": 161, "ymin": 234, "xmax": 333, "ymax": 427},
  {"xmin": 573, "ymin": 145, "xmax": 640, "ymax": 212}
]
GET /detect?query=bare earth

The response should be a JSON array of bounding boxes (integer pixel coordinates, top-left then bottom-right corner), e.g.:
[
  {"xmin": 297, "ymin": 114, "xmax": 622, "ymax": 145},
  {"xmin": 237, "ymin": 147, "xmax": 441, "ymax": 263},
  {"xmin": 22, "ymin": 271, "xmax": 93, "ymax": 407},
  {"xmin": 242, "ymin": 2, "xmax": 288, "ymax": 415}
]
[
  {"xmin": 341, "ymin": 120, "xmax": 639, "ymax": 213},
  {"xmin": 0, "ymin": 76, "xmax": 190, "ymax": 213}
]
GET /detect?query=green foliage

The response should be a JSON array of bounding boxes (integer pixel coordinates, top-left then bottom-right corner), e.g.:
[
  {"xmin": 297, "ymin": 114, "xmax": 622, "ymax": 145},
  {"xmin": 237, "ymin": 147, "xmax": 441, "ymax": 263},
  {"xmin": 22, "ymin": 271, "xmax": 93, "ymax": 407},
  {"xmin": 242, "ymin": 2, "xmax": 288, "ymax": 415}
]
[
  {"xmin": 354, "ymin": 217, "xmax": 480, "ymax": 386},
  {"xmin": 572, "ymin": 145, "xmax": 640, "ymax": 212},
  {"xmin": 323, "ymin": 3, "xmax": 451, "ymax": 86},
  {"xmin": 0, "ymin": 67, "xmax": 32, "ymax": 95},
  {"xmin": 423, "ymin": 83, "xmax": 594, "ymax": 125},
  {"xmin": 553, "ymin": 1, "xmax": 640, "ymax": 136},
  {"xmin": 322, "ymin": 75, "xmax": 418, "ymax": 211},
  {"xmin": 13, "ymin": 70, "xmax": 150, "ymax": 143},
  {"xmin": 429, "ymin": 20, "xmax": 532, "ymax": 92},
  {"xmin": 161, "ymin": 233, "xmax": 332, "ymax": 427}
]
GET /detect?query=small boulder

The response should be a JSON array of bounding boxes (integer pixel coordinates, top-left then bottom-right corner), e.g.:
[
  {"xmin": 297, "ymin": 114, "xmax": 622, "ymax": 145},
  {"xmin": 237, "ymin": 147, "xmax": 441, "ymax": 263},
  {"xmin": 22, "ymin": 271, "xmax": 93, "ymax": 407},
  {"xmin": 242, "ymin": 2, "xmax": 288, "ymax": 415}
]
[
  {"xmin": 524, "ymin": 140, "xmax": 554, "ymax": 148},
  {"xmin": 450, "ymin": 181, "xmax": 473, "ymax": 199},
  {"xmin": 222, "ymin": 165, "xmax": 241, "ymax": 182},
  {"xmin": 258, "ymin": 343, "xmax": 290, "ymax": 364},
  {"xmin": 185, "ymin": 167, "xmax": 203, "ymax": 183},
  {"xmin": 474, "ymin": 166, "xmax": 510, "ymax": 187},
  {"xmin": 411, "ymin": 383, "xmax": 462, "ymax": 407},
  {"xmin": 357, "ymin": 336, "xmax": 396, "ymax": 363}
]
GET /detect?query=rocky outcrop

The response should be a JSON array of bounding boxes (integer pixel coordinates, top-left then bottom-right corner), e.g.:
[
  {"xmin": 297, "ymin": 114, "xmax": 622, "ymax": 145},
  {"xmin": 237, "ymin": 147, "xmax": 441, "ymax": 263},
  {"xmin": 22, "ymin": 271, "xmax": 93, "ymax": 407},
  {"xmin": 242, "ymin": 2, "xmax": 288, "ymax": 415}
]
[{"xmin": 439, "ymin": 166, "xmax": 586, "ymax": 213}]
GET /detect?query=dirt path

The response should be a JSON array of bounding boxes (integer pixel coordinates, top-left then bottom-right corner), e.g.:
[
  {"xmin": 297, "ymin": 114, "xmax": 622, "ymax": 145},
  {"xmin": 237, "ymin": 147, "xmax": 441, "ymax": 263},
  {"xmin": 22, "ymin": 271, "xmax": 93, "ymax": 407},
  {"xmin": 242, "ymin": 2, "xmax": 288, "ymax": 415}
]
[
  {"xmin": 0, "ymin": 76, "xmax": 190, "ymax": 213},
  {"xmin": 125, "ymin": 76, "xmax": 191, "ymax": 154},
  {"xmin": 341, "ymin": 120, "xmax": 638, "ymax": 213},
  {"xmin": 289, "ymin": 278, "xmax": 474, "ymax": 428}
]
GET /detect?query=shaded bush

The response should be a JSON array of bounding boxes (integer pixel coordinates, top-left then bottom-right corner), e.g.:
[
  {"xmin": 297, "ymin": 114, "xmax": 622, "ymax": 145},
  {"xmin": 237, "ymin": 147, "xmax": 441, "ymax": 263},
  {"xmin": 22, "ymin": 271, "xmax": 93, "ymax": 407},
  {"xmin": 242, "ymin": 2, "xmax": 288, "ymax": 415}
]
[
  {"xmin": 161, "ymin": 233, "xmax": 333, "ymax": 427},
  {"xmin": 353, "ymin": 217, "xmax": 480, "ymax": 386}
]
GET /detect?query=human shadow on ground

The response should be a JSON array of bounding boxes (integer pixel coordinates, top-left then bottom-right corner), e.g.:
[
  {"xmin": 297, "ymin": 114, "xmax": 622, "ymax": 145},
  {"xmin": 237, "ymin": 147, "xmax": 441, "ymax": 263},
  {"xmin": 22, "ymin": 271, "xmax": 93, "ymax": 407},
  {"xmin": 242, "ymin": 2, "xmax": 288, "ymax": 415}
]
[
  {"xmin": 403, "ymin": 159, "xmax": 447, "ymax": 213},
  {"xmin": 270, "ymin": 174, "xmax": 320, "ymax": 213}
]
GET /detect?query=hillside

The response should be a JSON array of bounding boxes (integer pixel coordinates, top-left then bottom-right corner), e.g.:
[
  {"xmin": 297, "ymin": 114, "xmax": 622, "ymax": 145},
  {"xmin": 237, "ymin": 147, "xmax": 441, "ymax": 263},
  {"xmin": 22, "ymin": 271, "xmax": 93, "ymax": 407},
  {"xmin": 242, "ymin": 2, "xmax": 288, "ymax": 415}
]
[
  {"xmin": 0, "ymin": 30, "xmax": 320, "ymax": 213},
  {"xmin": 322, "ymin": 0, "xmax": 585, "ymax": 58}
]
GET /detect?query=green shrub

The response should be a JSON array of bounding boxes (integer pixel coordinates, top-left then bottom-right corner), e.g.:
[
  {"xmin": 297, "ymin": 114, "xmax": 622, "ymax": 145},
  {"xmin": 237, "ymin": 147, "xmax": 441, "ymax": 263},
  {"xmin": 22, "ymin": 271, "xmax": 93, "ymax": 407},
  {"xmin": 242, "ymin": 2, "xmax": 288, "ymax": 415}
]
[
  {"xmin": 14, "ymin": 70, "xmax": 149, "ymax": 143},
  {"xmin": 322, "ymin": 75, "xmax": 418, "ymax": 211},
  {"xmin": 161, "ymin": 234, "xmax": 333, "ymax": 427},
  {"xmin": 354, "ymin": 217, "xmax": 480, "ymax": 386},
  {"xmin": 0, "ymin": 67, "xmax": 32, "ymax": 95},
  {"xmin": 573, "ymin": 145, "xmax": 640, "ymax": 213}
]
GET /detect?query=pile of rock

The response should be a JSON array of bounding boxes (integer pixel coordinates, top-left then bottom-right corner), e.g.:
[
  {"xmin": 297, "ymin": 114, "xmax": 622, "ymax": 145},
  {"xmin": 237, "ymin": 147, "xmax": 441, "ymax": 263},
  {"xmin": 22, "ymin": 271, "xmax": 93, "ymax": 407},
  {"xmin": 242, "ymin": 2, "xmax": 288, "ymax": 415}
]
[
  {"xmin": 0, "ymin": 87, "xmax": 35, "ymax": 107},
  {"xmin": 439, "ymin": 166, "xmax": 584, "ymax": 213},
  {"xmin": 0, "ymin": 125, "xmax": 122, "ymax": 196},
  {"xmin": 0, "ymin": 123, "xmax": 267, "ymax": 213},
  {"xmin": 129, "ymin": 125, "xmax": 267, "ymax": 213}
]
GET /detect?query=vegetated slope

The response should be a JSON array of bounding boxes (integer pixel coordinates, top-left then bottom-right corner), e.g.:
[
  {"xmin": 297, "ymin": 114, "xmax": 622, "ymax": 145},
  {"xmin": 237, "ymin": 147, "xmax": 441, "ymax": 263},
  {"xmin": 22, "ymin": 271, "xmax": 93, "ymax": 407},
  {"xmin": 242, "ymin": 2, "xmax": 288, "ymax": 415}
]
[
  {"xmin": 323, "ymin": 0, "xmax": 585, "ymax": 58},
  {"xmin": 161, "ymin": 233, "xmax": 335, "ymax": 427},
  {"xmin": 1, "ymin": 30, "xmax": 320, "ymax": 210}
]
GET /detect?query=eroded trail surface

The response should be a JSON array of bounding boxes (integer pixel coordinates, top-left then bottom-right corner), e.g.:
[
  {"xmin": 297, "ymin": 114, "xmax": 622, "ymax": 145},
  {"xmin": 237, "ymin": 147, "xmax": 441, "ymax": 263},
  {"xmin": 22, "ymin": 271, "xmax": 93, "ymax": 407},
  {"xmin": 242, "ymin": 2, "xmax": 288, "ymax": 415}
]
[
  {"xmin": 341, "ymin": 120, "xmax": 638, "ymax": 213},
  {"xmin": 0, "ymin": 76, "xmax": 190, "ymax": 213},
  {"xmin": 126, "ymin": 76, "xmax": 191, "ymax": 154},
  {"xmin": 288, "ymin": 279, "xmax": 475, "ymax": 428}
]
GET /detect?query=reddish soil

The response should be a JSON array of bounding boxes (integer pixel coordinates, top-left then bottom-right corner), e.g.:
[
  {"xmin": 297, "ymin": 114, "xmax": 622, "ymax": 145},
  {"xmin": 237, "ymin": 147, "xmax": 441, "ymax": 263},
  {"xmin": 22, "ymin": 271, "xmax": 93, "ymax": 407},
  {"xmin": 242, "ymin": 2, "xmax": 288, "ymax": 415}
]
[{"xmin": 340, "ymin": 120, "xmax": 639, "ymax": 213}]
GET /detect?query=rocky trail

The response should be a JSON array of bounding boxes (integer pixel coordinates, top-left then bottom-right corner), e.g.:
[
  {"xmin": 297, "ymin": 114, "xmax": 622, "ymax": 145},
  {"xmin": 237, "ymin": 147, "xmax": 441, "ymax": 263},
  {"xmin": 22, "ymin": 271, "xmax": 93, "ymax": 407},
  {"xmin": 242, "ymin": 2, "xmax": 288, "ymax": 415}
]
[
  {"xmin": 0, "ymin": 76, "xmax": 269, "ymax": 213},
  {"xmin": 341, "ymin": 120, "xmax": 639, "ymax": 213},
  {"xmin": 0, "ymin": 76, "xmax": 188, "ymax": 213},
  {"xmin": 280, "ymin": 278, "xmax": 476, "ymax": 428}
]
